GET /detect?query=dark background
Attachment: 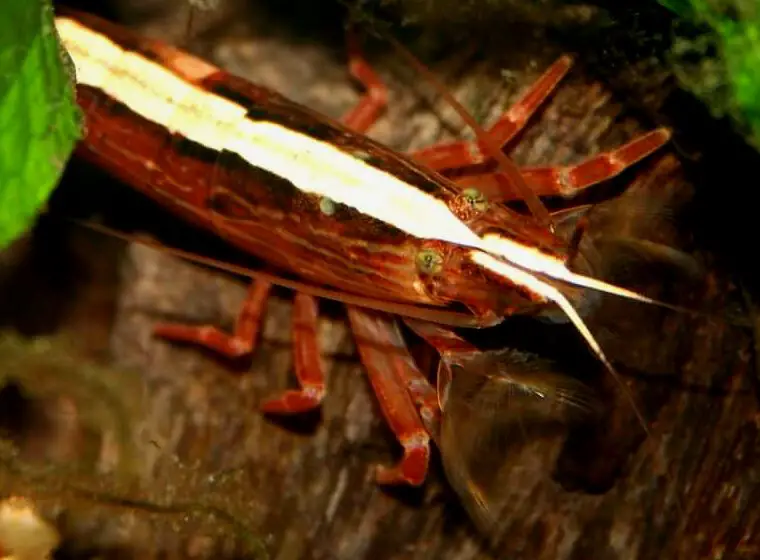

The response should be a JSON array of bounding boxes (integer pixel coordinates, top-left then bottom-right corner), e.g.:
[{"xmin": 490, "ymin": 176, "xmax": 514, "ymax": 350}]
[{"xmin": 0, "ymin": 0, "xmax": 758, "ymax": 558}]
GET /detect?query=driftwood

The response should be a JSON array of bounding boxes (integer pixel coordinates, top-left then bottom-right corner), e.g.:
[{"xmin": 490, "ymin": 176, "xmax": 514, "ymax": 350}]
[{"xmin": 0, "ymin": 0, "xmax": 758, "ymax": 558}]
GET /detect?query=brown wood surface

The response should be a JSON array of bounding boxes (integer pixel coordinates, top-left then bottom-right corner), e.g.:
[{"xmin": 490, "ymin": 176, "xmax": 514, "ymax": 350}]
[{"xmin": 1, "ymin": 0, "xmax": 758, "ymax": 558}]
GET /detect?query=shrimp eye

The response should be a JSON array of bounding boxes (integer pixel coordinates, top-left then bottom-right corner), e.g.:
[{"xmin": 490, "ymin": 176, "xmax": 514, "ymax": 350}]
[
  {"xmin": 416, "ymin": 249, "xmax": 443, "ymax": 275},
  {"xmin": 462, "ymin": 188, "xmax": 488, "ymax": 213},
  {"xmin": 319, "ymin": 196, "xmax": 336, "ymax": 215}
]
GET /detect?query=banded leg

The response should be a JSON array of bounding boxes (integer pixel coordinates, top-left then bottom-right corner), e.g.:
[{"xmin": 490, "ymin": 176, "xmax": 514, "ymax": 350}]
[
  {"xmin": 340, "ymin": 30, "xmax": 388, "ymax": 134},
  {"xmin": 260, "ymin": 292, "xmax": 325, "ymax": 414},
  {"xmin": 154, "ymin": 280, "xmax": 272, "ymax": 358},
  {"xmin": 410, "ymin": 56, "xmax": 574, "ymax": 172},
  {"xmin": 347, "ymin": 306, "xmax": 438, "ymax": 486},
  {"xmin": 454, "ymin": 128, "xmax": 673, "ymax": 202}
]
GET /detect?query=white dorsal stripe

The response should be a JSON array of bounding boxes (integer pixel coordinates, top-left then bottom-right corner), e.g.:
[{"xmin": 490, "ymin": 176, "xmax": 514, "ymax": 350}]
[
  {"xmin": 55, "ymin": 16, "xmax": 485, "ymax": 249},
  {"xmin": 469, "ymin": 251, "xmax": 602, "ymax": 351},
  {"xmin": 480, "ymin": 234, "xmax": 662, "ymax": 305},
  {"xmin": 57, "ymin": 15, "xmax": 668, "ymax": 317}
]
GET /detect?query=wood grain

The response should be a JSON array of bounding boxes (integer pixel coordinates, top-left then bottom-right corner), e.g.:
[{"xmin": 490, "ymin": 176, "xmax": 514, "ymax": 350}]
[{"xmin": 0, "ymin": 0, "xmax": 756, "ymax": 558}]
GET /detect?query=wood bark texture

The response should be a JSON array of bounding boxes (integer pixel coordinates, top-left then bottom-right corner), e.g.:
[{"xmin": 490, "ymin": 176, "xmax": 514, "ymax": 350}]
[{"xmin": 0, "ymin": 0, "xmax": 757, "ymax": 559}]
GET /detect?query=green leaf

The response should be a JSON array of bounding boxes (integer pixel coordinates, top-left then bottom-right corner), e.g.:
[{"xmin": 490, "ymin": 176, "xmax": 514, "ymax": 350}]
[
  {"xmin": 656, "ymin": 0, "xmax": 697, "ymax": 18},
  {"xmin": 0, "ymin": 0, "xmax": 82, "ymax": 249},
  {"xmin": 661, "ymin": 0, "xmax": 760, "ymax": 149}
]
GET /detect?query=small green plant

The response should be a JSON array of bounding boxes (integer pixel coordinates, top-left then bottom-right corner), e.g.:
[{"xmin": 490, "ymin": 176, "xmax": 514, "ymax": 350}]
[{"xmin": 660, "ymin": 0, "xmax": 760, "ymax": 149}]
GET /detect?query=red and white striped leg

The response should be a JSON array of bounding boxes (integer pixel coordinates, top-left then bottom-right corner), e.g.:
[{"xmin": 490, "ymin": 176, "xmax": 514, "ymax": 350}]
[
  {"xmin": 410, "ymin": 56, "xmax": 574, "ymax": 172},
  {"xmin": 454, "ymin": 128, "xmax": 673, "ymax": 203},
  {"xmin": 347, "ymin": 306, "xmax": 438, "ymax": 486},
  {"xmin": 154, "ymin": 280, "xmax": 272, "ymax": 358},
  {"xmin": 260, "ymin": 292, "xmax": 326, "ymax": 414}
]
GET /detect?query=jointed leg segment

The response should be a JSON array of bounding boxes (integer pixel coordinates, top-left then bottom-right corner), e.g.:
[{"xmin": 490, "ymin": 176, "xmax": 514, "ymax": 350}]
[
  {"xmin": 340, "ymin": 30, "xmax": 389, "ymax": 134},
  {"xmin": 154, "ymin": 280, "xmax": 272, "ymax": 358},
  {"xmin": 347, "ymin": 306, "xmax": 435, "ymax": 486},
  {"xmin": 453, "ymin": 128, "xmax": 673, "ymax": 202},
  {"xmin": 410, "ymin": 55, "xmax": 574, "ymax": 172},
  {"xmin": 260, "ymin": 292, "xmax": 326, "ymax": 414},
  {"xmin": 406, "ymin": 55, "xmax": 670, "ymax": 206}
]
